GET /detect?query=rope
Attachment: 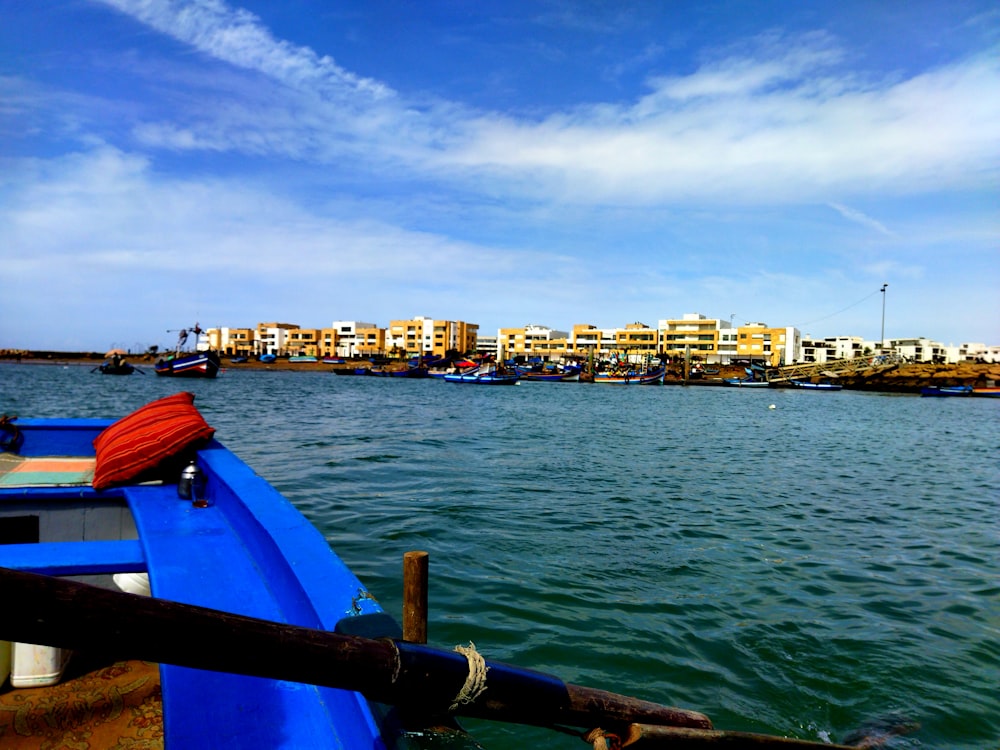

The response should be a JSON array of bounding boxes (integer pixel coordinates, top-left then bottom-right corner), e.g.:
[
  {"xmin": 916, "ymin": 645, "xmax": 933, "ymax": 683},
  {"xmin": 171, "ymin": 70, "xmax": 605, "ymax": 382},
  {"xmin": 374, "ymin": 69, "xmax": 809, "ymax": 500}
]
[
  {"xmin": 583, "ymin": 728, "xmax": 622, "ymax": 750},
  {"xmin": 449, "ymin": 642, "xmax": 489, "ymax": 711}
]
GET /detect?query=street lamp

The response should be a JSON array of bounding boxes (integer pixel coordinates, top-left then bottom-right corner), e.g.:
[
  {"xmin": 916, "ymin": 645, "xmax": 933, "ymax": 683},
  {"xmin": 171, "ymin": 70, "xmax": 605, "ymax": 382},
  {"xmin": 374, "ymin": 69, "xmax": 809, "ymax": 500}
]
[{"xmin": 880, "ymin": 283, "xmax": 888, "ymax": 351}]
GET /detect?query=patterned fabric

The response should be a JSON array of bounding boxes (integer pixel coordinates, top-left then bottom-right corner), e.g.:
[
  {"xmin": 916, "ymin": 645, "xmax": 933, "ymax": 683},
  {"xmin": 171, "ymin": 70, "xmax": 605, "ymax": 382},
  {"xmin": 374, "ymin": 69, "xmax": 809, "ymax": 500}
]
[
  {"xmin": 0, "ymin": 456, "xmax": 96, "ymax": 487},
  {"xmin": 0, "ymin": 658, "xmax": 163, "ymax": 749},
  {"xmin": 92, "ymin": 393, "xmax": 215, "ymax": 491}
]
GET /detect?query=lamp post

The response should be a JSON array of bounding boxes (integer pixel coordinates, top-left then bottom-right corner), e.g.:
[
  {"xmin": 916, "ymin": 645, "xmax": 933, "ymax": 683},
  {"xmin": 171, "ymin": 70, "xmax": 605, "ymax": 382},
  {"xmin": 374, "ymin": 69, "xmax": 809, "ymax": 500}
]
[{"xmin": 880, "ymin": 283, "xmax": 888, "ymax": 351}]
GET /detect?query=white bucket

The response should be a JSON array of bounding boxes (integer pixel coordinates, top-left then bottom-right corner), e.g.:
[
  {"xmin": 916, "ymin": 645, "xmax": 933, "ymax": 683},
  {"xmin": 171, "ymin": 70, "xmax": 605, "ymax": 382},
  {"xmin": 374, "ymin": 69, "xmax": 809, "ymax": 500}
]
[
  {"xmin": 113, "ymin": 572, "xmax": 151, "ymax": 597},
  {"xmin": 11, "ymin": 643, "xmax": 72, "ymax": 688}
]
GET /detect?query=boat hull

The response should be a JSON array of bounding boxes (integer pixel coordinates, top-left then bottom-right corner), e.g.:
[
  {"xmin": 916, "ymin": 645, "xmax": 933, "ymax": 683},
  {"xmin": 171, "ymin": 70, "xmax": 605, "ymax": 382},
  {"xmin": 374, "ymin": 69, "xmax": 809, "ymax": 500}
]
[
  {"xmin": 444, "ymin": 371, "xmax": 520, "ymax": 385},
  {"xmin": 0, "ymin": 417, "xmax": 395, "ymax": 748},
  {"xmin": 791, "ymin": 381, "xmax": 842, "ymax": 391},
  {"xmin": 592, "ymin": 367, "xmax": 665, "ymax": 385},
  {"xmin": 921, "ymin": 385, "xmax": 973, "ymax": 397},
  {"xmin": 154, "ymin": 351, "xmax": 221, "ymax": 378}
]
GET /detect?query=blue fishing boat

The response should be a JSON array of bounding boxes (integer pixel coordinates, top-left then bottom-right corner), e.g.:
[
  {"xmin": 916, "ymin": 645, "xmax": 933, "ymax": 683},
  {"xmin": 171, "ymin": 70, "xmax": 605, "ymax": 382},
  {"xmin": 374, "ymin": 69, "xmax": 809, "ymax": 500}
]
[
  {"xmin": 790, "ymin": 380, "xmax": 843, "ymax": 391},
  {"xmin": 920, "ymin": 385, "xmax": 973, "ymax": 397},
  {"xmin": 0, "ymin": 399, "xmax": 875, "ymax": 749},
  {"xmin": 153, "ymin": 350, "xmax": 220, "ymax": 378},
  {"xmin": 444, "ymin": 369, "xmax": 520, "ymax": 385},
  {"xmin": 592, "ymin": 366, "xmax": 665, "ymax": 385}
]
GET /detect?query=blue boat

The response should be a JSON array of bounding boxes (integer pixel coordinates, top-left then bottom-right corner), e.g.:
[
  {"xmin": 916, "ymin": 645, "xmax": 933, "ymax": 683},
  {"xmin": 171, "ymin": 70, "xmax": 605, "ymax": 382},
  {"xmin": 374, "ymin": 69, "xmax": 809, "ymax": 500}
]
[
  {"xmin": 0, "ymin": 398, "xmax": 731, "ymax": 748},
  {"xmin": 920, "ymin": 385, "xmax": 973, "ymax": 397},
  {"xmin": 444, "ymin": 369, "xmax": 520, "ymax": 385},
  {"xmin": 153, "ymin": 350, "xmax": 220, "ymax": 378},
  {"xmin": 0, "ymin": 402, "xmax": 399, "ymax": 746},
  {"xmin": 790, "ymin": 380, "xmax": 843, "ymax": 391}
]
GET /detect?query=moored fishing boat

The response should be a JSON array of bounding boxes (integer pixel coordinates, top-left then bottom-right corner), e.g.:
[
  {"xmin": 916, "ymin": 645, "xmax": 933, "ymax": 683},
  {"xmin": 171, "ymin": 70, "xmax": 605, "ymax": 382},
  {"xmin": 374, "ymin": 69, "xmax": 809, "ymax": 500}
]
[
  {"xmin": 971, "ymin": 386, "xmax": 1000, "ymax": 398},
  {"xmin": 155, "ymin": 325, "xmax": 220, "ymax": 378},
  {"xmin": 723, "ymin": 377, "xmax": 770, "ymax": 387},
  {"xmin": 444, "ymin": 369, "xmax": 520, "ymax": 385},
  {"xmin": 154, "ymin": 350, "xmax": 221, "ymax": 378},
  {"xmin": 592, "ymin": 366, "xmax": 665, "ymax": 385},
  {"xmin": 920, "ymin": 385, "xmax": 973, "ymax": 397},
  {"xmin": 0, "ymin": 398, "xmax": 911, "ymax": 750},
  {"xmin": 0, "ymin": 395, "xmax": 399, "ymax": 746},
  {"xmin": 790, "ymin": 380, "xmax": 842, "ymax": 391}
]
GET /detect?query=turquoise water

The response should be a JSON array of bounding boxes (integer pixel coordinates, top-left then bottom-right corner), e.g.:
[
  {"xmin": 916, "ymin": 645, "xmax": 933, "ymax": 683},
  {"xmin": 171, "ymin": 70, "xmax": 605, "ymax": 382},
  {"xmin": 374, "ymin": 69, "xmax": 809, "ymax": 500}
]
[{"xmin": 2, "ymin": 364, "xmax": 998, "ymax": 749}]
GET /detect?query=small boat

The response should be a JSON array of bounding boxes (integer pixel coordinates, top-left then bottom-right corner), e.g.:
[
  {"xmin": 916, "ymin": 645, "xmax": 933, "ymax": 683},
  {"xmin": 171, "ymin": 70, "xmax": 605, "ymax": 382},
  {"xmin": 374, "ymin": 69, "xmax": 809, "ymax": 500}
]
[
  {"xmin": 723, "ymin": 377, "xmax": 770, "ymax": 388},
  {"xmin": 228, "ymin": 356, "xmax": 248, "ymax": 364},
  {"xmin": 367, "ymin": 365, "xmax": 429, "ymax": 378},
  {"xmin": 592, "ymin": 366, "xmax": 665, "ymax": 385},
  {"xmin": 972, "ymin": 387, "xmax": 1000, "ymax": 398},
  {"xmin": 515, "ymin": 363, "xmax": 581, "ymax": 382},
  {"xmin": 0, "ymin": 397, "xmax": 403, "ymax": 746},
  {"xmin": 322, "ymin": 357, "xmax": 345, "ymax": 364},
  {"xmin": 258, "ymin": 353, "xmax": 277, "ymax": 364},
  {"xmin": 790, "ymin": 380, "xmax": 843, "ymax": 391},
  {"xmin": 288, "ymin": 355, "xmax": 318, "ymax": 363},
  {"xmin": 332, "ymin": 366, "xmax": 369, "ymax": 376},
  {"xmin": 920, "ymin": 385, "xmax": 973, "ymax": 397},
  {"xmin": 97, "ymin": 362, "xmax": 136, "ymax": 375},
  {"xmin": 0, "ymin": 401, "xmax": 858, "ymax": 748},
  {"xmin": 444, "ymin": 369, "xmax": 520, "ymax": 385},
  {"xmin": 154, "ymin": 350, "xmax": 221, "ymax": 378}
]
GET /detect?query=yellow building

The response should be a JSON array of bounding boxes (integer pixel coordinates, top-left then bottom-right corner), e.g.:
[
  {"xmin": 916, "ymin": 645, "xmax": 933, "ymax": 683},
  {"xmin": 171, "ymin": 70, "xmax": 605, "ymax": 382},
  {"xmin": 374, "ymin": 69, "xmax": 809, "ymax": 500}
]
[
  {"xmin": 206, "ymin": 327, "xmax": 256, "ymax": 356},
  {"xmin": 614, "ymin": 322, "xmax": 658, "ymax": 357},
  {"xmin": 736, "ymin": 323, "xmax": 798, "ymax": 366},
  {"xmin": 388, "ymin": 317, "xmax": 479, "ymax": 357},
  {"xmin": 659, "ymin": 313, "xmax": 724, "ymax": 361},
  {"xmin": 497, "ymin": 324, "xmax": 571, "ymax": 359},
  {"xmin": 286, "ymin": 328, "xmax": 320, "ymax": 356},
  {"xmin": 318, "ymin": 328, "xmax": 339, "ymax": 358},
  {"xmin": 355, "ymin": 324, "xmax": 386, "ymax": 357}
]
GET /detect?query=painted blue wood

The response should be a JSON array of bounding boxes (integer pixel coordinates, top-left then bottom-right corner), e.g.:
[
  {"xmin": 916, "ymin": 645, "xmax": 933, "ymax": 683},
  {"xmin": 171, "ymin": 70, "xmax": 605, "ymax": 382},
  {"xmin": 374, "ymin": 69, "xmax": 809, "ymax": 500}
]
[
  {"xmin": 0, "ymin": 539, "xmax": 144, "ymax": 576},
  {"xmin": 7, "ymin": 423, "xmax": 390, "ymax": 749}
]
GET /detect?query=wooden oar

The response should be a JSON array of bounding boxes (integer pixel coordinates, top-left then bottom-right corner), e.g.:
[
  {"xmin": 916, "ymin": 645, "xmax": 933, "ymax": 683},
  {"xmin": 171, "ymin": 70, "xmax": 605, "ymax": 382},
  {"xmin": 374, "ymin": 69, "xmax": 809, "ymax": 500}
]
[
  {"xmin": 0, "ymin": 567, "xmax": 710, "ymax": 733},
  {"xmin": 622, "ymin": 724, "xmax": 858, "ymax": 748}
]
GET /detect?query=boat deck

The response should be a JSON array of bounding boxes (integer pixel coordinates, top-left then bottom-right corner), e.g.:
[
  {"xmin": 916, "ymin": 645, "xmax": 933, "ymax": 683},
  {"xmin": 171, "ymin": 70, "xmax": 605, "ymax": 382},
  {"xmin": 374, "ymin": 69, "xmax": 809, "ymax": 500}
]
[{"xmin": 0, "ymin": 420, "xmax": 387, "ymax": 749}]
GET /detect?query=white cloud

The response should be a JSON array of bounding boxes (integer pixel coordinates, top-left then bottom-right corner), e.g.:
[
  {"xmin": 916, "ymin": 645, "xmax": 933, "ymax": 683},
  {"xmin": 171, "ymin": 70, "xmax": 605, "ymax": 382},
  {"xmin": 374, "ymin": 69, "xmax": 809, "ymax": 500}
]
[
  {"xmin": 828, "ymin": 203, "xmax": 894, "ymax": 237},
  {"xmin": 92, "ymin": 2, "xmax": 1000, "ymax": 206}
]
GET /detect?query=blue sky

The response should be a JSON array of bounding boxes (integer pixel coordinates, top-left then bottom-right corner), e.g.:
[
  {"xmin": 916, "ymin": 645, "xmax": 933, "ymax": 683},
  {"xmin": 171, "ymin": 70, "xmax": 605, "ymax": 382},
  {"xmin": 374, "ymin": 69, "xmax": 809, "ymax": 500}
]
[{"xmin": 2, "ymin": 0, "xmax": 998, "ymax": 352}]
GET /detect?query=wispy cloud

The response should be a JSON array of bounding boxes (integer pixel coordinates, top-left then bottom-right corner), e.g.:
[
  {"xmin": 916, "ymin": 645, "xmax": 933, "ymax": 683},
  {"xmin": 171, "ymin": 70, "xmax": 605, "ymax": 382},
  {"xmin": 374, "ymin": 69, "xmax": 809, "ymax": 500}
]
[
  {"xmin": 95, "ymin": 1, "xmax": 1000, "ymax": 206},
  {"xmin": 828, "ymin": 202, "xmax": 895, "ymax": 237}
]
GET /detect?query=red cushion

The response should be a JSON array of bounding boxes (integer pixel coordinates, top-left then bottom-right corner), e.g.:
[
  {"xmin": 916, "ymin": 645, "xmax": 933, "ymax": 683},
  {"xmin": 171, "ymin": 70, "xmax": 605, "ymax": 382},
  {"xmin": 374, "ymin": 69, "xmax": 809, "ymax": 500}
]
[{"xmin": 92, "ymin": 393, "xmax": 215, "ymax": 491}]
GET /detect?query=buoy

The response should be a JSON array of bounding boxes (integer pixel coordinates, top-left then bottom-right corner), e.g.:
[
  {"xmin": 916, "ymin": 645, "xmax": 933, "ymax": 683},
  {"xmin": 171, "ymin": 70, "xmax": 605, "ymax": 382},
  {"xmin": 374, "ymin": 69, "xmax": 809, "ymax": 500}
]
[{"xmin": 768, "ymin": 404, "xmax": 776, "ymax": 409}]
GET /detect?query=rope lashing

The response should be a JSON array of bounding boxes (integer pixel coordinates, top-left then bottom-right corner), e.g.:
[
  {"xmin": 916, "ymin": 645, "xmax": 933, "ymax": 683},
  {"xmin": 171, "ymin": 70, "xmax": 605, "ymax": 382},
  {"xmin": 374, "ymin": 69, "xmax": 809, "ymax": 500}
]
[
  {"xmin": 449, "ymin": 642, "xmax": 489, "ymax": 711},
  {"xmin": 583, "ymin": 727, "xmax": 622, "ymax": 750}
]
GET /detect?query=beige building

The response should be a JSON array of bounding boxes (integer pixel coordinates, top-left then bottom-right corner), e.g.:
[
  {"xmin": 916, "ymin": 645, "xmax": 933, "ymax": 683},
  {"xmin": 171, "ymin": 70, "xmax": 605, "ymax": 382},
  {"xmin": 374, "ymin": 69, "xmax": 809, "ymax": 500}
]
[
  {"xmin": 388, "ymin": 316, "xmax": 479, "ymax": 357},
  {"xmin": 736, "ymin": 323, "xmax": 799, "ymax": 366},
  {"xmin": 659, "ymin": 313, "xmax": 728, "ymax": 362}
]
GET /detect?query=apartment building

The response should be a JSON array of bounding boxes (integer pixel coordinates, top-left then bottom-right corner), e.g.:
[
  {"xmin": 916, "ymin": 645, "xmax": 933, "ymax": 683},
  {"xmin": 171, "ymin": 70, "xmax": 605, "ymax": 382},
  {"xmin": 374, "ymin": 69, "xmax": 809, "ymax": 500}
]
[
  {"xmin": 735, "ymin": 323, "xmax": 800, "ymax": 366},
  {"xmin": 330, "ymin": 321, "xmax": 377, "ymax": 358},
  {"xmin": 658, "ymin": 313, "xmax": 732, "ymax": 363},
  {"xmin": 614, "ymin": 322, "xmax": 658, "ymax": 358},
  {"xmin": 498, "ymin": 324, "xmax": 571, "ymax": 359},
  {"xmin": 207, "ymin": 327, "xmax": 256, "ymax": 356},
  {"xmin": 256, "ymin": 322, "xmax": 299, "ymax": 356},
  {"xmin": 388, "ymin": 317, "xmax": 479, "ymax": 358}
]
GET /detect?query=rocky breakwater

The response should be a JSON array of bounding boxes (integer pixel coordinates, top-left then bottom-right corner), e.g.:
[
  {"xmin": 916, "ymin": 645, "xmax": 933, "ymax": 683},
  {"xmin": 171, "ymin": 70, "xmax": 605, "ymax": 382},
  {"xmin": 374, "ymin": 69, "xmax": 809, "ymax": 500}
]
[{"xmin": 835, "ymin": 362, "xmax": 1000, "ymax": 393}]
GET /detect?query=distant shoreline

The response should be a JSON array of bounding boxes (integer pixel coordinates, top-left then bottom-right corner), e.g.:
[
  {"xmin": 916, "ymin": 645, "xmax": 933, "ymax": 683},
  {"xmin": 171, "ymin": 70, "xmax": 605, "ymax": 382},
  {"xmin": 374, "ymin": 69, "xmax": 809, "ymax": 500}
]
[{"xmin": 3, "ymin": 352, "xmax": 998, "ymax": 393}]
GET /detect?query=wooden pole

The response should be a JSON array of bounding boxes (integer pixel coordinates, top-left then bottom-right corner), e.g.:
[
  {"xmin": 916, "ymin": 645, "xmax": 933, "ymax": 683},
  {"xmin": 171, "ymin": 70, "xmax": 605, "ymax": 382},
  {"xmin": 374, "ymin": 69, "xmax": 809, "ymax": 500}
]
[
  {"xmin": 624, "ymin": 724, "xmax": 856, "ymax": 748},
  {"xmin": 0, "ymin": 568, "xmax": 711, "ymax": 732},
  {"xmin": 403, "ymin": 550, "xmax": 429, "ymax": 644}
]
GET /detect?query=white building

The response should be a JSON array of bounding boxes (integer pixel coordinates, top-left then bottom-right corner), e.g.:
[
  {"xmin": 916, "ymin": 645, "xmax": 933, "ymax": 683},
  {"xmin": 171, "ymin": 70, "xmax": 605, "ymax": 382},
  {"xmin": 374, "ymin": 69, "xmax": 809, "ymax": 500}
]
[{"xmin": 331, "ymin": 320, "xmax": 377, "ymax": 358}]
